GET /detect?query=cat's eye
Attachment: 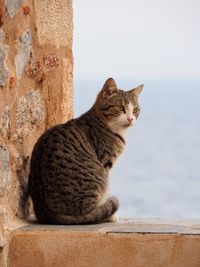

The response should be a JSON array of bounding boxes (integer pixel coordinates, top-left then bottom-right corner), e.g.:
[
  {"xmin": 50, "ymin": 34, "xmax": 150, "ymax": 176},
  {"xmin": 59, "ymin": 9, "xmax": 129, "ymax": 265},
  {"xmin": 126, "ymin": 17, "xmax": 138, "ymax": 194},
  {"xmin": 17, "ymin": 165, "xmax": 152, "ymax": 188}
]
[
  {"xmin": 101, "ymin": 105, "xmax": 115, "ymax": 111},
  {"xmin": 119, "ymin": 105, "xmax": 126, "ymax": 113},
  {"xmin": 134, "ymin": 107, "xmax": 139, "ymax": 113}
]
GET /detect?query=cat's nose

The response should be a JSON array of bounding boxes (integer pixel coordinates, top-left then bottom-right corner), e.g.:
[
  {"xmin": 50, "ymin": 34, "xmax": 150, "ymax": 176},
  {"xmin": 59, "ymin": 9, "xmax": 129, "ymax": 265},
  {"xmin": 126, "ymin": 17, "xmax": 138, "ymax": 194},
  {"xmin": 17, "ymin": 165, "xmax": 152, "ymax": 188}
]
[{"xmin": 127, "ymin": 117, "xmax": 133, "ymax": 124}]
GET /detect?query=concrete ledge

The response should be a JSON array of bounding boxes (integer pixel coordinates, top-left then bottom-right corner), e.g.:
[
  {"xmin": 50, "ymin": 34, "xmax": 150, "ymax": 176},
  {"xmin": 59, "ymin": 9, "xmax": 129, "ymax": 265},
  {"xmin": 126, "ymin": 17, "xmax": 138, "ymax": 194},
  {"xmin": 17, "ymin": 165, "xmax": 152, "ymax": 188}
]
[{"xmin": 8, "ymin": 219, "xmax": 200, "ymax": 267}]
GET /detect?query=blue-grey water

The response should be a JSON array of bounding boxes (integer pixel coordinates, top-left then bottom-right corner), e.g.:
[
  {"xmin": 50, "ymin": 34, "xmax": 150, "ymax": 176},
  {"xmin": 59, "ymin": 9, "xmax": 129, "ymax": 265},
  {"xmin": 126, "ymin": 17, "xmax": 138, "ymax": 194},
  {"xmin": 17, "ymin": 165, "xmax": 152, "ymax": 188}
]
[{"xmin": 74, "ymin": 79, "xmax": 200, "ymax": 218}]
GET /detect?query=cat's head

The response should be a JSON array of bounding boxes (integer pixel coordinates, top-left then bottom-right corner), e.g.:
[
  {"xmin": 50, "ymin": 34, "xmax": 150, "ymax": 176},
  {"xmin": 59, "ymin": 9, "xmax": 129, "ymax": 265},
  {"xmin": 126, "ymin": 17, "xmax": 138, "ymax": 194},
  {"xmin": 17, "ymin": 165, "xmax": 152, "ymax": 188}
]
[{"xmin": 94, "ymin": 78, "xmax": 143, "ymax": 136}]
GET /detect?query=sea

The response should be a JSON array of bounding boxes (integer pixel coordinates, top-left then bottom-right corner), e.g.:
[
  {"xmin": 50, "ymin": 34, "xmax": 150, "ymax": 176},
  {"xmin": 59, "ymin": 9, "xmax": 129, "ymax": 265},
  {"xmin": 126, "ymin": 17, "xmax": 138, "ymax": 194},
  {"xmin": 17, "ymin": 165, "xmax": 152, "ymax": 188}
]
[{"xmin": 74, "ymin": 79, "xmax": 200, "ymax": 218}]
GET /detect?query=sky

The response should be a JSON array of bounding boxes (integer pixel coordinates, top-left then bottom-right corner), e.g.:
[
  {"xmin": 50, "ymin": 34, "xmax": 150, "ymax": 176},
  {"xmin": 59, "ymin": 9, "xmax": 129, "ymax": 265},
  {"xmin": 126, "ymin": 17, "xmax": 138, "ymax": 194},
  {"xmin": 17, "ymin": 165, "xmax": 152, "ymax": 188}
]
[{"xmin": 73, "ymin": 0, "xmax": 200, "ymax": 81}]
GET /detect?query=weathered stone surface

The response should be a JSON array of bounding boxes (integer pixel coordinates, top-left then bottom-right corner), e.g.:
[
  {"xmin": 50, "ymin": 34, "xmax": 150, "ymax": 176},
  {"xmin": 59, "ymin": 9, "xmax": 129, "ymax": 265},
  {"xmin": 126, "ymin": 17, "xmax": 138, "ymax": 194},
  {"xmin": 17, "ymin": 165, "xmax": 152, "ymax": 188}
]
[
  {"xmin": 0, "ymin": 105, "xmax": 10, "ymax": 138},
  {"xmin": 35, "ymin": 0, "xmax": 73, "ymax": 47},
  {"xmin": 23, "ymin": 6, "xmax": 31, "ymax": 16},
  {"xmin": 0, "ymin": 29, "xmax": 5, "ymax": 43},
  {"xmin": 0, "ymin": 29, "xmax": 9, "ymax": 87},
  {"xmin": 25, "ymin": 60, "xmax": 42, "ymax": 79},
  {"xmin": 15, "ymin": 30, "xmax": 32, "ymax": 79},
  {"xmin": 43, "ymin": 54, "xmax": 59, "ymax": 71},
  {"xmin": 62, "ymin": 57, "xmax": 73, "ymax": 120},
  {"xmin": 5, "ymin": 0, "xmax": 22, "ymax": 18},
  {"xmin": 0, "ymin": 144, "xmax": 11, "ymax": 197},
  {"xmin": 15, "ymin": 90, "xmax": 45, "ymax": 139},
  {"xmin": 8, "ymin": 220, "xmax": 200, "ymax": 267}
]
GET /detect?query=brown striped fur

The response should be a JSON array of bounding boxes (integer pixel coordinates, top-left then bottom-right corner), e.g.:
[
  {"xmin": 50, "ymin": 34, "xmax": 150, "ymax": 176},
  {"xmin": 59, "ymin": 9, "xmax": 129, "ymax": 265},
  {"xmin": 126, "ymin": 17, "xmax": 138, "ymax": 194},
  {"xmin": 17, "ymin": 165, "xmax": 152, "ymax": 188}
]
[{"xmin": 28, "ymin": 78, "xmax": 143, "ymax": 224}]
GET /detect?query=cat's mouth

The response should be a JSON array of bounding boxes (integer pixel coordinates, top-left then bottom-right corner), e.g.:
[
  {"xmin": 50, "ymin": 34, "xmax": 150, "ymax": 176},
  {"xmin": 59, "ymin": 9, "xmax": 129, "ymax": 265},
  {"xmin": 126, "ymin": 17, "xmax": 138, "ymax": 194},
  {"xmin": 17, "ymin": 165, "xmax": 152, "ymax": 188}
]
[{"xmin": 123, "ymin": 122, "xmax": 133, "ymax": 127}]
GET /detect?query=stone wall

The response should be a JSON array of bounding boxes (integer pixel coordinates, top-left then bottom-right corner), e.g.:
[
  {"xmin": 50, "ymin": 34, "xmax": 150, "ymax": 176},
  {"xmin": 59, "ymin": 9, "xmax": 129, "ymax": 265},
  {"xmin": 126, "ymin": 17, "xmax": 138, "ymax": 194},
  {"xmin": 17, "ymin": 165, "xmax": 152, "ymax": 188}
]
[{"xmin": 0, "ymin": 0, "xmax": 73, "ymax": 264}]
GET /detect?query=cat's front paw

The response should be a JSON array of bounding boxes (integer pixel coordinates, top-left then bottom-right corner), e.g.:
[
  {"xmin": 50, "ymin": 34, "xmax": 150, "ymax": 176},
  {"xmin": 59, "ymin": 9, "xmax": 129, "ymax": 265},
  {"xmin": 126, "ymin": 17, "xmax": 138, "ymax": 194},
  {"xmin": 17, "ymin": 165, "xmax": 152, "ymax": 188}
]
[{"xmin": 106, "ymin": 213, "xmax": 119, "ymax": 223}]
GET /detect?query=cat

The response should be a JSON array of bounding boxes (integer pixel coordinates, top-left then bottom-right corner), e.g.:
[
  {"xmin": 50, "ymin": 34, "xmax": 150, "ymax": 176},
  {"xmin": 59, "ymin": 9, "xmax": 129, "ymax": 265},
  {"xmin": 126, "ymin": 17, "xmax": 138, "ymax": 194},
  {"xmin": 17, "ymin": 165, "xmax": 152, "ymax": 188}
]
[{"xmin": 28, "ymin": 78, "xmax": 143, "ymax": 224}]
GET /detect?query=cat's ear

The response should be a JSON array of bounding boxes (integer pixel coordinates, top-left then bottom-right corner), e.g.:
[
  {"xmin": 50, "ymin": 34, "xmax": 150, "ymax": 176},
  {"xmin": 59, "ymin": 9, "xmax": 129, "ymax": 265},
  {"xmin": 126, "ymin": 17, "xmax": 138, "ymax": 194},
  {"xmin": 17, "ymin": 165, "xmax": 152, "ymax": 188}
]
[
  {"xmin": 128, "ymin": 84, "xmax": 144, "ymax": 97},
  {"xmin": 101, "ymin": 78, "xmax": 118, "ymax": 98}
]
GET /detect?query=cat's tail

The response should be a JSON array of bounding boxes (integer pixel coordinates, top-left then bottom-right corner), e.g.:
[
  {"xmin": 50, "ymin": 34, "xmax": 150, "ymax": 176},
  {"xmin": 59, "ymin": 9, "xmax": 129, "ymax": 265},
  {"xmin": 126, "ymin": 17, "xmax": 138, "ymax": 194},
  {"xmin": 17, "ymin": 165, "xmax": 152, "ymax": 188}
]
[{"xmin": 46, "ymin": 196, "xmax": 119, "ymax": 225}]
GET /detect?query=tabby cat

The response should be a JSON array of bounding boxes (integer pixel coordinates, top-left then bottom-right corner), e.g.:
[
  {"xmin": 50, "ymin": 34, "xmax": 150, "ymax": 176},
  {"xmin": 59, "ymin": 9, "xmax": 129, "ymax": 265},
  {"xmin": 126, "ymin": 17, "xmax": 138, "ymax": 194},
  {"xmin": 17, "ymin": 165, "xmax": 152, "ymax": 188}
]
[{"xmin": 28, "ymin": 78, "xmax": 143, "ymax": 224}]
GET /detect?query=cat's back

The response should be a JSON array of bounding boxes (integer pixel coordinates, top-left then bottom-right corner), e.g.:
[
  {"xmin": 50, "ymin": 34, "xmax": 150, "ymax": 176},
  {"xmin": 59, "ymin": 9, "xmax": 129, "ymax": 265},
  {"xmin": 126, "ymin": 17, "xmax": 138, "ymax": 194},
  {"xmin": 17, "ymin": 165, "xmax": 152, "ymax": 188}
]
[{"xmin": 31, "ymin": 118, "xmax": 92, "ymax": 166}]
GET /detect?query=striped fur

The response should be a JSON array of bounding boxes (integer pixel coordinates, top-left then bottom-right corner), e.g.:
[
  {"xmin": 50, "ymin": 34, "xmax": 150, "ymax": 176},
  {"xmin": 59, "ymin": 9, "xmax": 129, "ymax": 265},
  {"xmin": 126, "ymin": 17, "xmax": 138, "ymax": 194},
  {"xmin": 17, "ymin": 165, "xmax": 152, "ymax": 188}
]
[{"xmin": 28, "ymin": 78, "xmax": 143, "ymax": 224}]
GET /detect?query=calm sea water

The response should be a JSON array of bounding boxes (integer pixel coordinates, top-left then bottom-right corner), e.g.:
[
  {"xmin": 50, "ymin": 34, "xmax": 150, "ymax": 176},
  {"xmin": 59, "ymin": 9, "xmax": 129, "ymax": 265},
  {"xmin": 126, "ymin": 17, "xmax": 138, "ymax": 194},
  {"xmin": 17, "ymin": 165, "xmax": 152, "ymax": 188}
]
[{"xmin": 74, "ymin": 79, "xmax": 200, "ymax": 218}]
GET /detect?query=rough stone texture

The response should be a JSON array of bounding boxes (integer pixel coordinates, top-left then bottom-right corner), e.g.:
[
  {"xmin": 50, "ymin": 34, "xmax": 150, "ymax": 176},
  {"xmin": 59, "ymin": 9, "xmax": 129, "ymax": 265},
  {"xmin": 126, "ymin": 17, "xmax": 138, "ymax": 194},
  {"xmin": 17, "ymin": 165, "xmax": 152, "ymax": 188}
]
[
  {"xmin": 0, "ymin": 105, "xmax": 10, "ymax": 138},
  {"xmin": 0, "ymin": 0, "xmax": 73, "ymax": 264},
  {"xmin": 0, "ymin": 29, "xmax": 5, "ymax": 42},
  {"xmin": 35, "ymin": 0, "xmax": 73, "ymax": 47},
  {"xmin": 25, "ymin": 60, "xmax": 42, "ymax": 79},
  {"xmin": 43, "ymin": 54, "xmax": 59, "ymax": 71},
  {"xmin": 0, "ymin": 45, "xmax": 9, "ymax": 86},
  {"xmin": 15, "ymin": 90, "xmax": 45, "ymax": 140},
  {"xmin": 8, "ymin": 219, "xmax": 200, "ymax": 267},
  {"xmin": 0, "ymin": 29, "xmax": 9, "ymax": 86},
  {"xmin": 62, "ymin": 57, "xmax": 73, "ymax": 120},
  {"xmin": 15, "ymin": 30, "xmax": 32, "ymax": 79},
  {"xmin": 5, "ymin": 0, "xmax": 22, "ymax": 18},
  {"xmin": 0, "ymin": 144, "xmax": 11, "ymax": 197}
]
